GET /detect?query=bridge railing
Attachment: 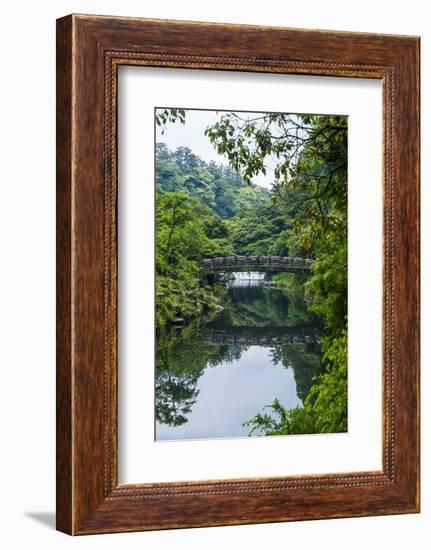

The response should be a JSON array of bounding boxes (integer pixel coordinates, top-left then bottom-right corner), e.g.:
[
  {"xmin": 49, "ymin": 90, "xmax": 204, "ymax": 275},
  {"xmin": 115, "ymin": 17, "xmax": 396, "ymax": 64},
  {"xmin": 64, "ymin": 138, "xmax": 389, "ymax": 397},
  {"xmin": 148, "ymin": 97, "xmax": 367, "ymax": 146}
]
[{"xmin": 199, "ymin": 255, "xmax": 313, "ymax": 270}]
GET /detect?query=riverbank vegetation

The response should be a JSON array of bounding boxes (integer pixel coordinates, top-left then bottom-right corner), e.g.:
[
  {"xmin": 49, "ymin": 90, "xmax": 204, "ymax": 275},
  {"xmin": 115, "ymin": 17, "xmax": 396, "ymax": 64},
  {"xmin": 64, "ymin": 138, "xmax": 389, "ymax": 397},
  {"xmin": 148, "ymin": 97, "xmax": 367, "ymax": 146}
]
[{"xmin": 155, "ymin": 109, "xmax": 348, "ymax": 435}]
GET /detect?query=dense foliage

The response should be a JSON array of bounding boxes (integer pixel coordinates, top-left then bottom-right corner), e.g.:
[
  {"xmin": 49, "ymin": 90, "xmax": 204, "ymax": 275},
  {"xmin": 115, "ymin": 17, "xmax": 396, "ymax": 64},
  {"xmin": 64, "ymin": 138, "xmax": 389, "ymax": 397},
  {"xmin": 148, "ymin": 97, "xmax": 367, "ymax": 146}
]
[{"xmin": 155, "ymin": 190, "xmax": 230, "ymax": 329}]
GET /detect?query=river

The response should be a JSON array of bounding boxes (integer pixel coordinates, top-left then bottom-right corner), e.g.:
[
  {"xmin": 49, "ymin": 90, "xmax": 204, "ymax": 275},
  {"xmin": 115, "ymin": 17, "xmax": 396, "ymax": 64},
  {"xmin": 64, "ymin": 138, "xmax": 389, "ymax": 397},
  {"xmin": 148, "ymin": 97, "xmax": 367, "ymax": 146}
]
[{"xmin": 155, "ymin": 272, "xmax": 323, "ymax": 441}]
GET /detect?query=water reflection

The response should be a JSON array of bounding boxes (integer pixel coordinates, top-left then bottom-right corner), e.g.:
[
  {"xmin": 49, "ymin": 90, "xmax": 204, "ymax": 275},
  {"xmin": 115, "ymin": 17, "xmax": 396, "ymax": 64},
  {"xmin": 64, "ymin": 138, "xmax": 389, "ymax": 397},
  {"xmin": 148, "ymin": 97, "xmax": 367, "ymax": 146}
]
[{"xmin": 155, "ymin": 272, "xmax": 323, "ymax": 441}]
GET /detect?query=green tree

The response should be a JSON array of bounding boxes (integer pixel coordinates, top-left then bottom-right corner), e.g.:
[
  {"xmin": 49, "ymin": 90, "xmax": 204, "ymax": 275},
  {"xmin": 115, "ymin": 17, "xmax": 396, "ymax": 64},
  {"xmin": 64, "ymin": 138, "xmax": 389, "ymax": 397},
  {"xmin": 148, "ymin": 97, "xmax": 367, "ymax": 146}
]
[{"xmin": 155, "ymin": 190, "xmax": 232, "ymax": 329}]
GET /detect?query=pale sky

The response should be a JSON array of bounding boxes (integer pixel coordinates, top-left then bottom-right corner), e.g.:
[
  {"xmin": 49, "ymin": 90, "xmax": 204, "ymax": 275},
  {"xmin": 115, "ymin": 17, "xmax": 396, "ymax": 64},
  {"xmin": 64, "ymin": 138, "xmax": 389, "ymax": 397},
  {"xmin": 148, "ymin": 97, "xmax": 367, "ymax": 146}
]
[{"xmin": 155, "ymin": 108, "xmax": 277, "ymax": 188}]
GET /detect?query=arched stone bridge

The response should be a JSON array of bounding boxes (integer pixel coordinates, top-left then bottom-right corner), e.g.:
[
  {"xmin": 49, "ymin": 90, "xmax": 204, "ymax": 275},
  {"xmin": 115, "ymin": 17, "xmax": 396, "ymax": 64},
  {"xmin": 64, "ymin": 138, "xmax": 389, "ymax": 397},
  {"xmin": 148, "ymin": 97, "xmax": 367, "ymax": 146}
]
[{"xmin": 199, "ymin": 255, "xmax": 313, "ymax": 273}]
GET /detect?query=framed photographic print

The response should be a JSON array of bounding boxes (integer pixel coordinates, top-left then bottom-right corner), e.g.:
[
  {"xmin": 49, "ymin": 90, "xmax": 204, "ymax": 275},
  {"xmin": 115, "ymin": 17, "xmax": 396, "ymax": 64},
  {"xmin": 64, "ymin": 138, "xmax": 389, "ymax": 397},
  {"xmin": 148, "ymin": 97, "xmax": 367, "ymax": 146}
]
[{"xmin": 56, "ymin": 14, "xmax": 420, "ymax": 535}]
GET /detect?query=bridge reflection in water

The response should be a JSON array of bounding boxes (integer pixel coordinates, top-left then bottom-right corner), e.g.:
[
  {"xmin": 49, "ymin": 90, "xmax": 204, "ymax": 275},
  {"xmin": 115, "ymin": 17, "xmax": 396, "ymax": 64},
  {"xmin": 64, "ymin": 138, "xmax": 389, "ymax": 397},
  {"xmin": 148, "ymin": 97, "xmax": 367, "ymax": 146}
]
[{"xmin": 201, "ymin": 326, "xmax": 320, "ymax": 346}]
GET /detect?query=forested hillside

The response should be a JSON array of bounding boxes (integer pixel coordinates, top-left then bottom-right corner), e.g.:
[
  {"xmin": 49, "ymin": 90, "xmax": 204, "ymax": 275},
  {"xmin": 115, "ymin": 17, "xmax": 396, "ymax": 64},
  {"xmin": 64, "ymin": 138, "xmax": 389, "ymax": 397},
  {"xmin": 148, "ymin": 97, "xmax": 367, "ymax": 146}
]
[
  {"xmin": 155, "ymin": 143, "xmax": 306, "ymax": 259},
  {"xmin": 156, "ymin": 143, "xmax": 268, "ymax": 219}
]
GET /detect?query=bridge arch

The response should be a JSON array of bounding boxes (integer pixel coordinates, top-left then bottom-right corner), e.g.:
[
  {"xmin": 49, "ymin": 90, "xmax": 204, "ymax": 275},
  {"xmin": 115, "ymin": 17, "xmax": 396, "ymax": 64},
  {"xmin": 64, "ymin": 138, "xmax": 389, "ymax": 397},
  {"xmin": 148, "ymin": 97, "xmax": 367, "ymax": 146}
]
[{"xmin": 199, "ymin": 255, "xmax": 313, "ymax": 274}]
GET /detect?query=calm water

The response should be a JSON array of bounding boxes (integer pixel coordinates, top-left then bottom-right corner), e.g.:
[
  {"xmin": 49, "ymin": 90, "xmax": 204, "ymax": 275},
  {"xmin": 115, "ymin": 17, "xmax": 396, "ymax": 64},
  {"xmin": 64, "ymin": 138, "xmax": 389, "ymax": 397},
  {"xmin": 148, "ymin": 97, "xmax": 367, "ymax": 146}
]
[{"xmin": 155, "ymin": 273, "xmax": 322, "ymax": 441}]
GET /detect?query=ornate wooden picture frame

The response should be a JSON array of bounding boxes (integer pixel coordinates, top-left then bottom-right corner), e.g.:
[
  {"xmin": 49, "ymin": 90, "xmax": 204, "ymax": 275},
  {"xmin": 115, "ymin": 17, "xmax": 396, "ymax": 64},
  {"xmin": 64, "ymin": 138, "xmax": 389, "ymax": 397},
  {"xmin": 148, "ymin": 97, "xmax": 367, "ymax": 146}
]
[{"xmin": 56, "ymin": 14, "xmax": 420, "ymax": 535}]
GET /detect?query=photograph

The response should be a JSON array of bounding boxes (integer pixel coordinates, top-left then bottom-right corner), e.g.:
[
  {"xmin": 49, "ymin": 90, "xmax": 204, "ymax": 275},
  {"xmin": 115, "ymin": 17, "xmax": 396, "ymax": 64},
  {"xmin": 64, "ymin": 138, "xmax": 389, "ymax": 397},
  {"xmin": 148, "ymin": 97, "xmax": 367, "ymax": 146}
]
[{"xmin": 154, "ymin": 107, "xmax": 348, "ymax": 441}]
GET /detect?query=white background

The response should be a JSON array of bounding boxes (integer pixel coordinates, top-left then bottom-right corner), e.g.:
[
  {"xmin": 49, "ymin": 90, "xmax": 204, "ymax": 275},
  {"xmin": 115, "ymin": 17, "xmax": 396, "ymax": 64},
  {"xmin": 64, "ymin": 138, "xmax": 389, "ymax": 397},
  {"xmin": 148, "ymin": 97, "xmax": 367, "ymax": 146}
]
[
  {"xmin": 119, "ymin": 67, "xmax": 382, "ymax": 483},
  {"xmin": 0, "ymin": 0, "xmax": 428, "ymax": 548}
]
